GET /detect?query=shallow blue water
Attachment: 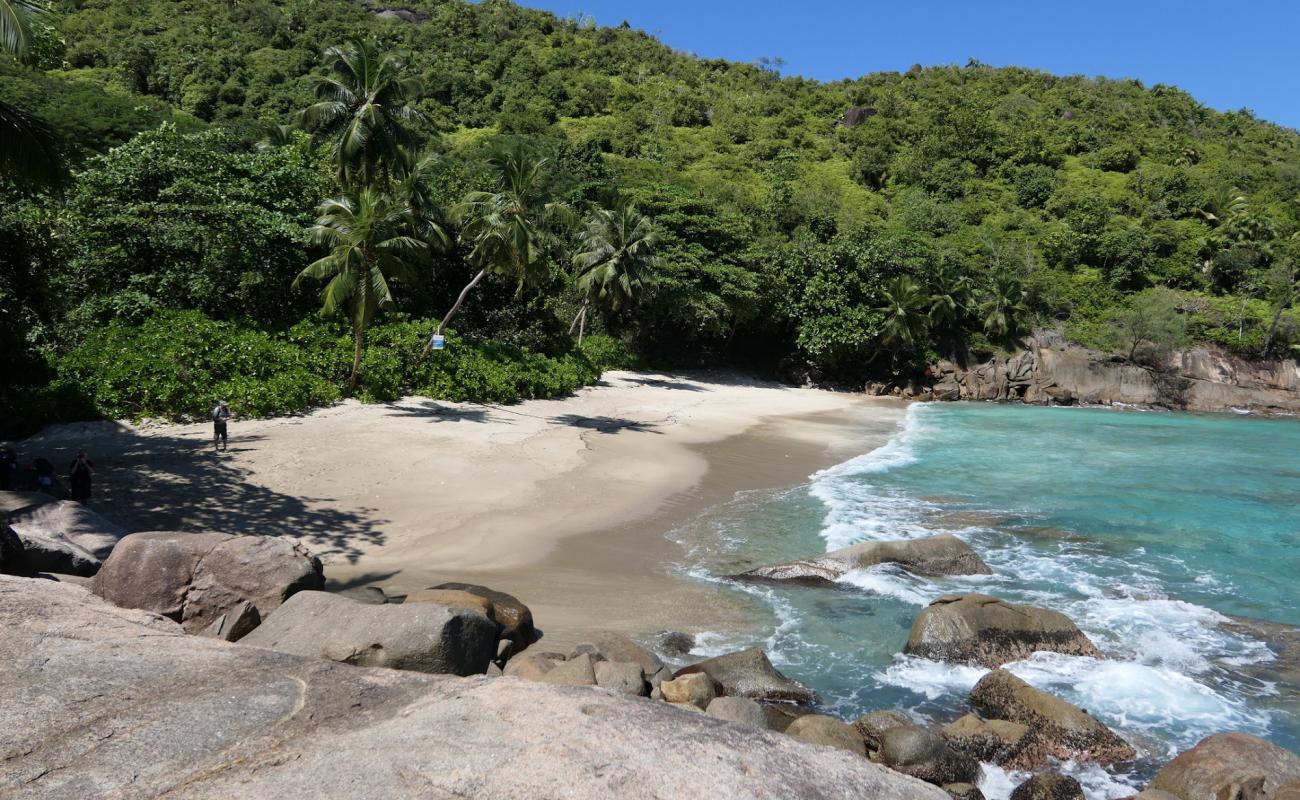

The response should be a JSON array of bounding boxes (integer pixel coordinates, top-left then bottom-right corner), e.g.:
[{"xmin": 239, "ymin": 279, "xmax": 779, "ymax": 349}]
[{"xmin": 672, "ymin": 403, "xmax": 1300, "ymax": 799}]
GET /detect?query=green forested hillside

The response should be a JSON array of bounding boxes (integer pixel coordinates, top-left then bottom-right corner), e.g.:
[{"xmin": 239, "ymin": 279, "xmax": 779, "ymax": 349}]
[{"xmin": 3, "ymin": 0, "xmax": 1299, "ymax": 434}]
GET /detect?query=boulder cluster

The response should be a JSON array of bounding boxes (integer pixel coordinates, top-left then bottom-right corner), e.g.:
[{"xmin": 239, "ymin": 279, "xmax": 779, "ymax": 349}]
[{"xmin": 3, "ymin": 505, "xmax": 1298, "ymax": 800}]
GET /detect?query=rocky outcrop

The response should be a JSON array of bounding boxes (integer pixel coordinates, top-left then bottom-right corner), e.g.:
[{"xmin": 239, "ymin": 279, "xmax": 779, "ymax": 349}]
[
  {"xmin": 0, "ymin": 575, "xmax": 949, "ymax": 800},
  {"xmin": 895, "ymin": 340, "xmax": 1300, "ymax": 414},
  {"xmin": 733, "ymin": 534, "xmax": 991, "ymax": 587},
  {"xmin": 707, "ymin": 696, "xmax": 768, "ymax": 727},
  {"xmin": 940, "ymin": 713, "xmax": 1034, "ymax": 768},
  {"xmin": 787, "ymin": 715, "xmax": 868, "ymax": 755},
  {"xmin": 676, "ymin": 646, "xmax": 817, "ymax": 704},
  {"xmin": 430, "ymin": 581, "xmax": 538, "ymax": 654},
  {"xmin": 969, "ymin": 669, "xmax": 1135, "ymax": 765},
  {"xmin": 905, "ymin": 594, "xmax": 1102, "ymax": 667},
  {"xmin": 1148, "ymin": 733, "xmax": 1300, "ymax": 800},
  {"xmin": 1010, "ymin": 773, "xmax": 1085, "ymax": 800},
  {"xmin": 241, "ymin": 590, "xmax": 499, "ymax": 676},
  {"xmin": 7, "ymin": 500, "xmax": 129, "ymax": 576},
  {"xmin": 91, "ymin": 531, "xmax": 323, "ymax": 633}
]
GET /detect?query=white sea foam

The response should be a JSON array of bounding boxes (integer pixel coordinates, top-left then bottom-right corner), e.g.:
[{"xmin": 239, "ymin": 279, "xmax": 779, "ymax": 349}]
[{"xmin": 873, "ymin": 654, "xmax": 990, "ymax": 700}]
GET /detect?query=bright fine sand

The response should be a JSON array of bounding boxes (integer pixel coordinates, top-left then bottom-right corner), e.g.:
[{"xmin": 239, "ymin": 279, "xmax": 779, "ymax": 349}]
[{"xmin": 25, "ymin": 371, "xmax": 906, "ymax": 644}]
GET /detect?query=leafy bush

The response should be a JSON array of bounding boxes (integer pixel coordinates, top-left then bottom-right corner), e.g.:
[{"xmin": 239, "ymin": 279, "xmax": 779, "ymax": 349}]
[{"xmin": 578, "ymin": 334, "xmax": 638, "ymax": 371}]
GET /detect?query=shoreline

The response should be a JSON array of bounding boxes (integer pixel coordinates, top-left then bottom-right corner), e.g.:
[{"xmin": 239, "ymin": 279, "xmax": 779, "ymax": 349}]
[{"xmin": 17, "ymin": 371, "xmax": 907, "ymax": 644}]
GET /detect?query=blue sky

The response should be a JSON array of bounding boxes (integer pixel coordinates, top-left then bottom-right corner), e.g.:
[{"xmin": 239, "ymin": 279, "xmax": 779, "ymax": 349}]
[{"xmin": 513, "ymin": 0, "xmax": 1300, "ymax": 129}]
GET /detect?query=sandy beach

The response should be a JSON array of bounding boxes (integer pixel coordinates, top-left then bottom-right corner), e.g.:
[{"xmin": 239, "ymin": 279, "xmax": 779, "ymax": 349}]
[{"xmin": 22, "ymin": 371, "xmax": 906, "ymax": 644}]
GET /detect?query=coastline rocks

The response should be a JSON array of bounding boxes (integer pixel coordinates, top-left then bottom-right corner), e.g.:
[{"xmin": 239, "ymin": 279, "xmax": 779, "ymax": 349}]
[
  {"xmin": 905, "ymin": 594, "xmax": 1102, "ymax": 667},
  {"xmin": 939, "ymin": 713, "xmax": 1033, "ymax": 768},
  {"xmin": 503, "ymin": 650, "xmax": 566, "ymax": 680},
  {"xmin": 733, "ymin": 534, "xmax": 991, "ymax": 587},
  {"xmin": 241, "ymin": 590, "xmax": 498, "ymax": 676},
  {"xmin": 1148, "ymin": 733, "xmax": 1300, "ymax": 800},
  {"xmin": 660, "ymin": 672, "xmax": 718, "ymax": 709},
  {"xmin": 657, "ymin": 630, "xmax": 696, "ymax": 656},
  {"xmin": 569, "ymin": 631, "xmax": 667, "ymax": 681},
  {"xmin": 969, "ymin": 669, "xmax": 1135, "ymax": 765},
  {"xmin": 540, "ymin": 652, "xmax": 598, "ymax": 686},
  {"xmin": 7, "ymin": 500, "xmax": 128, "ymax": 576},
  {"xmin": 874, "ymin": 725, "xmax": 980, "ymax": 787},
  {"xmin": 856, "ymin": 709, "xmax": 915, "ymax": 748},
  {"xmin": 430, "ymin": 582, "xmax": 537, "ymax": 653},
  {"xmin": 91, "ymin": 532, "xmax": 323, "ymax": 633},
  {"xmin": 198, "ymin": 600, "xmax": 261, "ymax": 642},
  {"xmin": 675, "ymin": 647, "xmax": 816, "ymax": 704},
  {"xmin": 706, "ymin": 696, "xmax": 767, "ymax": 727},
  {"xmin": 594, "ymin": 660, "xmax": 646, "ymax": 695},
  {"xmin": 786, "ymin": 715, "xmax": 867, "ymax": 755},
  {"xmin": 1010, "ymin": 773, "xmax": 1084, "ymax": 800},
  {"xmin": 0, "ymin": 575, "xmax": 954, "ymax": 800}
]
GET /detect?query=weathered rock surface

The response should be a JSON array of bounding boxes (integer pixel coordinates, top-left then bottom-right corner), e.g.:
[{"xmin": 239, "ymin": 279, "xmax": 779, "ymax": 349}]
[
  {"xmin": 91, "ymin": 531, "xmax": 323, "ymax": 632},
  {"xmin": 856, "ymin": 709, "xmax": 915, "ymax": 747},
  {"xmin": 940, "ymin": 713, "xmax": 1033, "ymax": 768},
  {"xmin": 661, "ymin": 671, "xmax": 718, "ymax": 709},
  {"xmin": 594, "ymin": 660, "xmax": 646, "ymax": 695},
  {"xmin": 902, "ymin": 340, "xmax": 1300, "ymax": 414},
  {"xmin": 944, "ymin": 782, "xmax": 985, "ymax": 800},
  {"xmin": 1010, "ymin": 773, "xmax": 1084, "ymax": 800},
  {"xmin": 7, "ymin": 500, "xmax": 129, "ymax": 576},
  {"xmin": 786, "ymin": 715, "xmax": 867, "ymax": 756},
  {"xmin": 0, "ymin": 575, "xmax": 948, "ymax": 800},
  {"xmin": 875, "ymin": 725, "xmax": 980, "ymax": 787},
  {"xmin": 241, "ymin": 590, "xmax": 498, "ymax": 676},
  {"xmin": 502, "ymin": 650, "xmax": 565, "ymax": 681},
  {"xmin": 572, "ymin": 631, "xmax": 666, "ymax": 677},
  {"xmin": 676, "ymin": 646, "xmax": 816, "ymax": 704},
  {"xmin": 733, "ymin": 534, "xmax": 991, "ymax": 587},
  {"xmin": 198, "ymin": 599, "xmax": 260, "ymax": 642},
  {"xmin": 1148, "ymin": 733, "xmax": 1300, "ymax": 800},
  {"xmin": 431, "ymin": 581, "xmax": 537, "ymax": 652},
  {"xmin": 969, "ymin": 669, "xmax": 1135, "ymax": 764},
  {"xmin": 905, "ymin": 594, "xmax": 1102, "ymax": 667},
  {"xmin": 707, "ymin": 696, "xmax": 768, "ymax": 728}
]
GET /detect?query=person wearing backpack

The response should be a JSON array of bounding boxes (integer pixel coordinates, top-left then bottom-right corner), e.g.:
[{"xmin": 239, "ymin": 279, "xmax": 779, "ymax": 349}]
[{"xmin": 212, "ymin": 400, "xmax": 231, "ymax": 452}]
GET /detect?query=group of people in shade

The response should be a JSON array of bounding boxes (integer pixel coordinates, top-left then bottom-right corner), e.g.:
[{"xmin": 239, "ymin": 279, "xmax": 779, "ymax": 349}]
[
  {"xmin": 0, "ymin": 446, "xmax": 96, "ymax": 502},
  {"xmin": 0, "ymin": 401, "xmax": 234, "ymax": 505}
]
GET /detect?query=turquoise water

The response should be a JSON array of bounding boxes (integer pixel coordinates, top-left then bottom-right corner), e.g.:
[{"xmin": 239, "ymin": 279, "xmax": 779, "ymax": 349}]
[{"xmin": 673, "ymin": 403, "xmax": 1300, "ymax": 799}]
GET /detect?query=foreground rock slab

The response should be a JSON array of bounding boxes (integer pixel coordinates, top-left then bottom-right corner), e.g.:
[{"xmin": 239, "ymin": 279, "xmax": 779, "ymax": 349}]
[
  {"xmin": 91, "ymin": 531, "xmax": 323, "ymax": 632},
  {"xmin": 242, "ymin": 590, "xmax": 498, "ymax": 676},
  {"xmin": 1148, "ymin": 732, "xmax": 1300, "ymax": 800},
  {"xmin": 734, "ymin": 534, "xmax": 992, "ymax": 587},
  {"xmin": 0, "ymin": 576, "xmax": 948, "ymax": 800},
  {"xmin": 905, "ymin": 594, "xmax": 1102, "ymax": 667},
  {"xmin": 969, "ymin": 669, "xmax": 1135, "ymax": 765}
]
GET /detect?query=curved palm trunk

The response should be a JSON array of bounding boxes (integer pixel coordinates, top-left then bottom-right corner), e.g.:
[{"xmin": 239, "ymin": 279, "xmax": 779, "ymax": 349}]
[
  {"xmin": 423, "ymin": 267, "xmax": 488, "ymax": 357},
  {"xmin": 349, "ymin": 322, "xmax": 366, "ymax": 394},
  {"xmin": 568, "ymin": 298, "xmax": 590, "ymax": 341}
]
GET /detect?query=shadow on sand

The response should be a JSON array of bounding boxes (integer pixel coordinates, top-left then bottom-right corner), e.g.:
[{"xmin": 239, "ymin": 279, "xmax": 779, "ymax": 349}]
[{"xmin": 549, "ymin": 414, "xmax": 662, "ymax": 434}]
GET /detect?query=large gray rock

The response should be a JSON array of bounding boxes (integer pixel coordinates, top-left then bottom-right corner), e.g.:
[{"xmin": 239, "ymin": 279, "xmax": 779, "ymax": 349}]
[
  {"xmin": 969, "ymin": 669, "xmax": 1135, "ymax": 765},
  {"xmin": 905, "ymin": 594, "xmax": 1102, "ymax": 667},
  {"xmin": 734, "ymin": 534, "xmax": 991, "ymax": 587},
  {"xmin": 676, "ymin": 646, "xmax": 816, "ymax": 704},
  {"xmin": 7, "ymin": 500, "xmax": 129, "ymax": 576},
  {"xmin": 430, "ymin": 582, "xmax": 537, "ymax": 652},
  {"xmin": 1148, "ymin": 733, "xmax": 1300, "ymax": 800},
  {"xmin": 91, "ymin": 531, "xmax": 323, "ymax": 632},
  {"xmin": 241, "ymin": 590, "xmax": 498, "ymax": 676},
  {"xmin": 0, "ymin": 575, "xmax": 949, "ymax": 800},
  {"xmin": 874, "ymin": 725, "xmax": 980, "ymax": 787}
]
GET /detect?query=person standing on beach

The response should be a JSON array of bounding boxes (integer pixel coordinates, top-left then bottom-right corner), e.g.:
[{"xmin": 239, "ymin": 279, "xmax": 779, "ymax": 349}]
[
  {"xmin": 212, "ymin": 400, "xmax": 231, "ymax": 452},
  {"xmin": 69, "ymin": 449, "xmax": 95, "ymax": 503}
]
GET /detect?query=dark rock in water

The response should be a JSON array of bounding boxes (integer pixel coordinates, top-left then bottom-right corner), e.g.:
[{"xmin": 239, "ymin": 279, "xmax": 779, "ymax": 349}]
[
  {"xmin": 1010, "ymin": 773, "xmax": 1084, "ymax": 800},
  {"xmin": 0, "ymin": 575, "xmax": 953, "ymax": 800},
  {"xmin": 1149, "ymin": 732, "xmax": 1300, "ymax": 800},
  {"xmin": 944, "ymin": 784, "xmax": 985, "ymax": 800},
  {"xmin": 675, "ymin": 646, "xmax": 816, "ymax": 704},
  {"xmin": 786, "ymin": 714, "xmax": 867, "ymax": 755},
  {"xmin": 940, "ymin": 713, "xmax": 1034, "ymax": 768},
  {"xmin": 657, "ymin": 629, "xmax": 695, "ymax": 656},
  {"xmin": 432, "ymin": 582, "xmax": 537, "ymax": 652},
  {"xmin": 969, "ymin": 669, "xmax": 1135, "ymax": 765},
  {"xmin": 905, "ymin": 594, "xmax": 1102, "ymax": 667},
  {"xmin": 241, "ymin": 590, "xmax": 498, "ymax": 676},
  {"xmin": 874, "ymin": 725, "xmax": 980, "ymax": 787},
  {"xmin": 91, "ymin": 531, "xmax": 323, "ymax": 633},
  {"xmin": 733, "ymin": 534, "xmax": 991, "ymax": 588},
  {"xmin": 199, "ymin": 600, "xmax": 260, "ymax": 642}
]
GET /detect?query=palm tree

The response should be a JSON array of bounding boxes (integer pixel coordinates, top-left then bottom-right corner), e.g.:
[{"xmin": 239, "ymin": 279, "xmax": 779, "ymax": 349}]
[
  {"xmin": 926, "ymin": 262, "xmax": 971, "ymax": 358},
  {"xmin": 570, "ymin": 202, "xmax": 659, "ymax": 344},
  {"xmin": 877, "ymin": 276, "xmax": 929, "ymax": 369},
  {"xmin": 981, "ymin": 274, "xmax": 1030, "ymax": 346},
  {"xmin": 0, "ymin": 0, "xmax": 64, "ymax": 186},
  {"xmin": 298, "ymin": 37, "xmax": 423, "ymax": 189},
  {"xmin": 295, "ymin": 187, "xmax": 428, "ymax": 392},
  {"xmin": 422, "ymin": 146, "xmax": 570, "ymax": 355}
]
